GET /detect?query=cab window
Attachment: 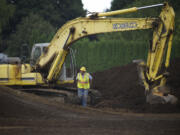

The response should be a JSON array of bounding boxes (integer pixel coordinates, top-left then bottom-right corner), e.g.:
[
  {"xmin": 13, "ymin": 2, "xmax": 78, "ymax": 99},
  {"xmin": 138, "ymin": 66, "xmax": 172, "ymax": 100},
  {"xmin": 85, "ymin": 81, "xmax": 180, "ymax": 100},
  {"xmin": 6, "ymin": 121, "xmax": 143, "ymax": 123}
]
[{"xmin": 33, "ymin": 47, "xmax": 41, "ymax": 60}]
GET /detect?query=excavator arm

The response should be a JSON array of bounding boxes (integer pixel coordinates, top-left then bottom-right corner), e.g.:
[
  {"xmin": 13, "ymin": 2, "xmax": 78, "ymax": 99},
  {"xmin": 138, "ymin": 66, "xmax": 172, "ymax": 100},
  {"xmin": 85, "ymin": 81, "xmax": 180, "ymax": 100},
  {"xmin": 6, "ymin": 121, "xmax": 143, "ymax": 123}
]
[
  {"xmin": 138, "ymin": 3, "xmax": 177, "ymax": 104},
  {"xmin": 146, "ymin": 3, "xmax": 174, "ymax": 83}
]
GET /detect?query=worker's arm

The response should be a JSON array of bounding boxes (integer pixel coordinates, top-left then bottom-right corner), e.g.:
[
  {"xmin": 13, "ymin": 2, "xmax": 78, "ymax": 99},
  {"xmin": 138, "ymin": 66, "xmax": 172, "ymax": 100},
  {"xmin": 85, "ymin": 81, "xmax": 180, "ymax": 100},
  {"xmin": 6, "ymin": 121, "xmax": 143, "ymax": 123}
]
[
  {"xmin": 89, "ymin": 74, "xmax": 93, "ymax": 87},
  {"xmin": 76, "ymin": 73, "xmax": 79, "ymax": 80}
]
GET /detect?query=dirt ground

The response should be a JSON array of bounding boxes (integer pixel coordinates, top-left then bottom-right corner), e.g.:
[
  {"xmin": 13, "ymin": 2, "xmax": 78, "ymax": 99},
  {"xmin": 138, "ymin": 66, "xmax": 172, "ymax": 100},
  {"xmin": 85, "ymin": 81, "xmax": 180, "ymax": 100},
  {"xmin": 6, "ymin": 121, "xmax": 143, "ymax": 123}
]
[
  {"xmin": 0, "ymin": 58, "xmax": 180, "ymax": 135},
  {"xmin": 0, "ymin": 86, "xmax": 180, "ymax": 135}
]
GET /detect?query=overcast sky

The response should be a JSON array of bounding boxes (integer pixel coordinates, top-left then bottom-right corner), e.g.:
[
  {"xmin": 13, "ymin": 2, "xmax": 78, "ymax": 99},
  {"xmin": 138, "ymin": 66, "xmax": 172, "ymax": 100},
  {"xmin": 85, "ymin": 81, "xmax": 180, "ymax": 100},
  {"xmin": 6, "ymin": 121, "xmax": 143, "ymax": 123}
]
[{"xmin": 82, "ymin": 0, "xmax": 113, "ymax": 12}]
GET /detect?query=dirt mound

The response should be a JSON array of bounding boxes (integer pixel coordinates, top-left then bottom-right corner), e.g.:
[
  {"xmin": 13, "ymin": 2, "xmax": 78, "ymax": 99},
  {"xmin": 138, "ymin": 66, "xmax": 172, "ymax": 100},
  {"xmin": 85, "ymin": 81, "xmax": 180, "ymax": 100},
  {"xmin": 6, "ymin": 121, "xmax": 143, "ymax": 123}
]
[
  {"xmin": 91, "ymin": 58, "xmax": 180, "ymax": 113},
  {"xmin": 167, "ymin": 58, "xmax": 180, "ymax": 99}
]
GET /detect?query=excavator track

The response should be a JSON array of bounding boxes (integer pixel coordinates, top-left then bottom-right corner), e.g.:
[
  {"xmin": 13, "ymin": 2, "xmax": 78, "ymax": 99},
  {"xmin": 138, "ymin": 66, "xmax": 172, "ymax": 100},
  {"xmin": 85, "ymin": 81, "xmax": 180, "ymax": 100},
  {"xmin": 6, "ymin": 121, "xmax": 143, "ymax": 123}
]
[{"xmin": 17, "ymin": 87, "xmax": 102, "ymax": 106}]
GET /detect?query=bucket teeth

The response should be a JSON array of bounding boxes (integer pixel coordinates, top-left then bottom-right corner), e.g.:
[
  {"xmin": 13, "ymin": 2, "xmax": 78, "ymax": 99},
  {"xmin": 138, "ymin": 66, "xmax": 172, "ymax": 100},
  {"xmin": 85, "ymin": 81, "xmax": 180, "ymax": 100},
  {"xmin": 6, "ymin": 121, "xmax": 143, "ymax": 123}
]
[{"xmin": 146, "ymin": 92, "xmax": 178, "ymax": 104}]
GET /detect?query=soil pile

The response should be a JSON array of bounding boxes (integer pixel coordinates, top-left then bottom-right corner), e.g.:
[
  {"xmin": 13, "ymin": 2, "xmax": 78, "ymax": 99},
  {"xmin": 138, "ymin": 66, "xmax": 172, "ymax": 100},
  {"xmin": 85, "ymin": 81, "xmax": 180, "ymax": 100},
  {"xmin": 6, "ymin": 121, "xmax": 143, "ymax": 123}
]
[
  {"xmin": 92, "ymin": 58, "xmax": 180, "ymax": 113},
  {"xmin": 167, "ymin": 58, "xmax": 180, "ymax": 100}
]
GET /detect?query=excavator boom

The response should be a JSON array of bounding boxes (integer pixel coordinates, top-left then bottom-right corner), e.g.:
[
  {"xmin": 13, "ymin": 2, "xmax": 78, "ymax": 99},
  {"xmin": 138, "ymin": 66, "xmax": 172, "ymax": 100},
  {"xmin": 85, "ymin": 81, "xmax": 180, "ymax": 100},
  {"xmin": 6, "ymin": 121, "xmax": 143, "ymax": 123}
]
[{"xmin": 36, "ymin": 17, "xmax": 157, "ymax": 81}]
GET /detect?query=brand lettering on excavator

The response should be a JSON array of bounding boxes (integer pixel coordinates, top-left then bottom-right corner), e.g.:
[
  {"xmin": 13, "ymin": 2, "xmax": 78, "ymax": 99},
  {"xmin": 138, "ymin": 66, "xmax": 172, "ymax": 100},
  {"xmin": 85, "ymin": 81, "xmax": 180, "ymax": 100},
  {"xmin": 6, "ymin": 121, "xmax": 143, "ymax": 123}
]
[{"xmin": 113, "ymin": 22, "xmax": 137, "ymax": 29}]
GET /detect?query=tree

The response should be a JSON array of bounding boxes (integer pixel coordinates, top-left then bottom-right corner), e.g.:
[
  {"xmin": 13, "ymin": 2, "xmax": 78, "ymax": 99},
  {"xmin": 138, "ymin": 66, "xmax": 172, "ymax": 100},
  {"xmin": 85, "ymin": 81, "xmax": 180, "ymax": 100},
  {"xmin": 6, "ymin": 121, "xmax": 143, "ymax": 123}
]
[
  {"xmin": 6, "ymin": 13, "xmax": 56, "ymax": 57},
  {"xmin": 6, "ymin": 0, "xmax": 85, "ymax": 28},
  {"xmin": 110, "ymin": 0, "xmax": 133, "ymax": 10},
  {"xmin": 2, "ymin": 0, "xmax": 85, "ymax": 56},
  {"xmin": 0, "ymin": 0, "xmax": 15, "ymax": 52}
]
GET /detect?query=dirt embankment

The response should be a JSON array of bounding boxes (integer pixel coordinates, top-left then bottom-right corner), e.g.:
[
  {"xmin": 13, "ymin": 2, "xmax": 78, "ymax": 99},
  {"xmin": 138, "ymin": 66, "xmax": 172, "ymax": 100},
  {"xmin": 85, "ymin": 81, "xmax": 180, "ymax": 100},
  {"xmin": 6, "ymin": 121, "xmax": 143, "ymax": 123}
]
[{"xmin": 91, "ymin": 58, "xmax": 180, "ymax": 113}]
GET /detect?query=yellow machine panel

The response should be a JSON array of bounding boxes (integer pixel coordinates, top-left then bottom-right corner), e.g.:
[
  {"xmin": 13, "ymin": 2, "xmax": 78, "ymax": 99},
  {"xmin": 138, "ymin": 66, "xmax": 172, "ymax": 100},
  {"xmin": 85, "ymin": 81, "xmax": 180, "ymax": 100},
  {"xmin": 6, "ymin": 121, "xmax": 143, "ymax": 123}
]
[{"xmin": 0, "ymin": 64, "xmax": 44, "ymax": 85}]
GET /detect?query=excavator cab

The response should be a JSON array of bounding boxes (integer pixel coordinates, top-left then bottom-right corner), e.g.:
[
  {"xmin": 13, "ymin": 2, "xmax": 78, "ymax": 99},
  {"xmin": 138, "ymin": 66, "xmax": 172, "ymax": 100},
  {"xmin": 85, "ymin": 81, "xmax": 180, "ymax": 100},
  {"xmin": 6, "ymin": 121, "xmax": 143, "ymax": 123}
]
[
  {"xmin": 30, "ymin": 43, "xmax": 50, "ymax": 66},
  {"xmin": 30, "ymin": 43, "xmax": 76, "ymax": 84}
]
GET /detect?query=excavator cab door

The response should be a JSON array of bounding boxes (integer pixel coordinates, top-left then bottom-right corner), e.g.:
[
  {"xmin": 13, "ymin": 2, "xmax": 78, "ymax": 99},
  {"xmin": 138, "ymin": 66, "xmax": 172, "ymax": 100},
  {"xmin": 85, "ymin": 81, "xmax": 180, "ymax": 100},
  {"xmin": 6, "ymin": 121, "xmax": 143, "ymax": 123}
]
[{"xmin": 57, "ymin": 48, "xmax": 76, "ymax": 84}]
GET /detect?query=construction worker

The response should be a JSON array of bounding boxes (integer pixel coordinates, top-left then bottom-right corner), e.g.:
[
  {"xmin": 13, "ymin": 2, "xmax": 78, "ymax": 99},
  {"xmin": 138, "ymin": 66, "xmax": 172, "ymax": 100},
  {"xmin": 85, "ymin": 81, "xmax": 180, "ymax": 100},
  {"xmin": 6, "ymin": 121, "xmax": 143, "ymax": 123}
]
[{"xmin": 76, "ymin": 66, "xmax": 92, "ymax": 107}]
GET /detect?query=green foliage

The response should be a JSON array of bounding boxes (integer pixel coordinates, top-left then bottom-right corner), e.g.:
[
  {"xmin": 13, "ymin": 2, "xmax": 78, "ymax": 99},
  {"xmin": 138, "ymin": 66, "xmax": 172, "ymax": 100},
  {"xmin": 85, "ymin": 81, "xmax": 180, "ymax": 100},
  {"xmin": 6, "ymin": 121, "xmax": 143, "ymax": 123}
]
[
  {"xmin": 72, "ymin": 30, "xmax": 150, "ymax": 72},
  {"xmin": 6, "ymin": 13, "xmax": 56, "ymax": 57},
  {"xmin": 1, "ymin": 0, "xmax": 85, "ymax": 56},
  {"xmin": 0, "ymin": 0, "xmax": 15, "ymax": 51},
  {"xmin": 6, "ymin": 0, "xmax": 85, "ymax": 28},
  {"xmin": 111, "ymin": 0, "xmax": 133, "ymax": 10},
  {"xmin": 0, "ymin": 0, "xmax": 15, "ymax": 33}
]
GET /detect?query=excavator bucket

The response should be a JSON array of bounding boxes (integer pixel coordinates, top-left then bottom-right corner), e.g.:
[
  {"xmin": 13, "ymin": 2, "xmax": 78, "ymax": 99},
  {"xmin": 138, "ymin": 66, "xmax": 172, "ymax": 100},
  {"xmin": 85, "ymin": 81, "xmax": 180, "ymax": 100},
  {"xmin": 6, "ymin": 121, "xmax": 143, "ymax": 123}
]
[
  {"xmin": 136, "ymin": 61, "xmax": 178, "ymax": 104},
  {"xmin": 146, "ymin": 86, "xmax": 178, "ymax": 104}
]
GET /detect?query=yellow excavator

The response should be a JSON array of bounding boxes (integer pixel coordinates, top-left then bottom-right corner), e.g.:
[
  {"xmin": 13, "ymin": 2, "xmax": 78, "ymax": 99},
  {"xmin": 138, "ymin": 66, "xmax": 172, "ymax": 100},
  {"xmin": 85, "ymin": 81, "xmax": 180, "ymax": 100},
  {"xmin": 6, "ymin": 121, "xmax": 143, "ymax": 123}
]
[{"xmin": 0, "ymin": 2, "xmax": 178, "ymax": 104}]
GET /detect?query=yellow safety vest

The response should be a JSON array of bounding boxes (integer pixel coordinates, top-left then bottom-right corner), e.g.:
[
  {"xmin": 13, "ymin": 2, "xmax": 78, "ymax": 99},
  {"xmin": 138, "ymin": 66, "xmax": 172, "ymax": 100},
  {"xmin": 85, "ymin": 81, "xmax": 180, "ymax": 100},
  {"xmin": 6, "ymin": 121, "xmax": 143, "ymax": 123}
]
[{"xmin": 77, "ymin": 73, "xmax": 90, "ymax": 89}]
